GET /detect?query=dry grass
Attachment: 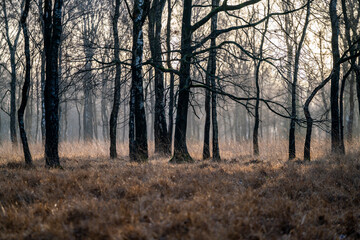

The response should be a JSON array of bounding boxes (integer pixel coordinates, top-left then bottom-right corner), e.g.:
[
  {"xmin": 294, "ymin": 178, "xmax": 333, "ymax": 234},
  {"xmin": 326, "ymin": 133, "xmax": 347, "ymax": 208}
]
[{"xmin": 0, "ymin": 140, "xmax": 359, "ymax": 239}]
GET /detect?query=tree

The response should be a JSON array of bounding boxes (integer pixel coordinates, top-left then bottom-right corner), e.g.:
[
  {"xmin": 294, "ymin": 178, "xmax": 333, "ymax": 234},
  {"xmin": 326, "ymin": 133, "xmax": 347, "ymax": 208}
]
[
  {"xmin": 209, "ymin": 0, "xmax": 221, "ymax": 161},
  {"xmin": 253, "ymin": 1, "xmax": 270, "ymax": 156},
  {"xmin": 148, "ymin": 0, "xmax": 170, "ymax": 155},
  {"xmin": 109, "ymin": 0, "xmax": 121, "ymax": 159},
  {"xmin": 288, "ymin": 0, "xmax": 311, "ymax": 160},
  {"xmin": 329, "ymin": 0, "xmax": 343, "ymax": 154},
  {"xmin": 2, "ymin": 0, "xmax": 21, "ymax": 146},
  {"xmin": 43, "ymin": 0, "xmax": 63, "ymax": 167},
  {"xmin": 129, "ymin": 0, "xmax": 150, "ymax": 162},
  {"xmin": 171, "ymin": 0, "xmax": 264, "ymax": 163},
  {"xmin": 18, "ymin": 0, "xmax": 32, "ymax": 165},
  {"xmin": 166, "ymin": 0, "xmax": 175, "ymax": 151}
]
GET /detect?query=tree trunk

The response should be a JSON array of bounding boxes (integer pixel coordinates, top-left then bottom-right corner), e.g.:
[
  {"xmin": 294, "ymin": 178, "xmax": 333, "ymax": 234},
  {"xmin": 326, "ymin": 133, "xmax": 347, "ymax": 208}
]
[
  {"xmin": 83, "ymin": 56, "xmax": 94, "ymax": 141},
  {"xmin": 166, "ymin": 0, "xmax": 174, "ymax": 151},
  {"xmin": 170, "ymin": 0, "xmax": 193, "ymax": 163},
  {"xmin": 18, "ymin": 0, "xmax": 32, "ymax": 165},
  {"xmin": 202, "ymin": 63, "xmax": 211, "ymax": 159},
  {"xmin": 130, "ymin": 0, "xmax": 149, "ymax": 162},
  {"xmin": 148, "ymin": 0, "xmax": 169, "ymax": 155},
  {"xmin": 208, "ymin": 0, "xmax": 220, "ymax": 161},
  {"xmin": 109, "ymin": 0, "xmax": 121, "ymax": 159},
  {"xmin": 44, "ymin": 0, "xmax": 63, "ymax": 167},
  {"xmin": 329, "ymin": 0, "xmax": 342, "ymax": 154}
]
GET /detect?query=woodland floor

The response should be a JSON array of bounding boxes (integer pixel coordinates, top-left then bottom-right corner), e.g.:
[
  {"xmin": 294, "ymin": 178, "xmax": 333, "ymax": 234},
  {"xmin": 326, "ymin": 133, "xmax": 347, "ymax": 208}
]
[{"xmin": 0, "ymin": 141, "xmax": 359, "ymax": 240}]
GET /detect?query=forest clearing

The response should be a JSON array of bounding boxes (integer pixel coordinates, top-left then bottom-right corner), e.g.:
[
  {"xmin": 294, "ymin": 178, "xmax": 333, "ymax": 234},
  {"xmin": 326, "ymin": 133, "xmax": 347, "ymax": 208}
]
[{"xmin": 0, "ymin": 141, "xmax": 359, "ymax": 240}]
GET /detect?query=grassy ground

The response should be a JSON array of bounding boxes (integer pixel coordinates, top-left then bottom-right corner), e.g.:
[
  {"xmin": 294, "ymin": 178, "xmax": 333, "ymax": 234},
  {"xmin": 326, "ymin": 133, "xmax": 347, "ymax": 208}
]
[{"xmin": 0, "ymin": 140, "xmax": 359, "ymax": 239}]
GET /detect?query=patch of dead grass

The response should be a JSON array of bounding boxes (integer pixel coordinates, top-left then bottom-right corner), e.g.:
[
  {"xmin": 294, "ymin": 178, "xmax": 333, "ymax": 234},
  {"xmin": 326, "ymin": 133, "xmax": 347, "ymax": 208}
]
[{"xmin": 0, "ymin": 141, "xmax": 359, "ymax": 239}]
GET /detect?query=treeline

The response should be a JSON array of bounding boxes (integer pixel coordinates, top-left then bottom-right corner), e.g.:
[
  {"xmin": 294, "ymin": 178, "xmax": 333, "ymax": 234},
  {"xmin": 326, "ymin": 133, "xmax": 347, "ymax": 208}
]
[{"xmin": 0, "ymin": 0, "xmax": 360, "ymax": 166}]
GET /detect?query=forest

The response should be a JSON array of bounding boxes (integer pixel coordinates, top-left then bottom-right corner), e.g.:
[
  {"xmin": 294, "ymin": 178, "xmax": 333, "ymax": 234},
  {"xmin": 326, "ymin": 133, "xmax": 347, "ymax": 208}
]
[{"xmin": 0, "ymin": 0, "xmax": 360, "ymax": 239}]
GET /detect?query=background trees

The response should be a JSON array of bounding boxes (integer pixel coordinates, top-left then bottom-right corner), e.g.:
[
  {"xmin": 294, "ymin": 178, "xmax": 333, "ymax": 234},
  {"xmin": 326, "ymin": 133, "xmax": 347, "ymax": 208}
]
[{"xmin": 0, "ymin": 0, "xmax": 359, "ymax": 164}]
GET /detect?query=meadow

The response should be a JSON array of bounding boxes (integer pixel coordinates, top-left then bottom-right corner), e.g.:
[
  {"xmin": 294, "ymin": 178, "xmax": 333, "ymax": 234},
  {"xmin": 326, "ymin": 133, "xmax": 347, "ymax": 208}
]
[{"xmin": 0, "ymin": 140, "xmax": 359, "ymax": 239}]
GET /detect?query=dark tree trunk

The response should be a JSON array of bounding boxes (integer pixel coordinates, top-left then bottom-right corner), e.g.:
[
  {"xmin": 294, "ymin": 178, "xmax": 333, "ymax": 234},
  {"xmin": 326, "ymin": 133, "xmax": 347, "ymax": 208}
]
[
  {"xmin": 289, "ymin": 0, "xmax": 310, "ymax": 160},
  {"xmin": 202, "ymin": 66, "xmax": 211, "ymax": 159},
  {"xmin": 110, "ymin": 0, "xmax": 121, "ymax": 159},
  {"xmin": 304, "ymin": 76, "xmax": 331, "ymax": 161},
  {"xmin": 44, "ymin": 0, "xmax": 63, "ymax": 167},
  {"xmin": 209, "ymin": 0, "xmax": 220, "ymax": 161},
  {"xmin": 130, "ymin": 0, "xmax": 150, "ymax": 162},
  {"xmin": 166, "ymin": 0, "xmax": 174, "ymax": 151},
  {"xmin": 18, "ymin": 0, "xmax": 32, "ymax": 165},
  {"xmin": 148, "ymin": 0, "xmax": 170, "ymax": 155},
  {"xmin": 170, "ymin": 0, "xmax": 193, "ymax": 163},
  {"xmin": 10, "ymin": 50, "xmax": 17, "ymax": 146},
  {"xmin": 253, "ymin": 62, "xmax": 261, "ymax": 156},
  {"xmin": 329, "ymin": 0, "xmax": 342, "ymax": 154}
]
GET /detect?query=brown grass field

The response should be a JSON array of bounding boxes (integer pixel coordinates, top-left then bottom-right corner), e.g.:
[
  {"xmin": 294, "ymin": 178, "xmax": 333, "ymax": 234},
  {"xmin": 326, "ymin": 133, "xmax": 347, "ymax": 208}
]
[{"xmin": 0, "ymin": 140, "xmax": 359, "ymax": 239}]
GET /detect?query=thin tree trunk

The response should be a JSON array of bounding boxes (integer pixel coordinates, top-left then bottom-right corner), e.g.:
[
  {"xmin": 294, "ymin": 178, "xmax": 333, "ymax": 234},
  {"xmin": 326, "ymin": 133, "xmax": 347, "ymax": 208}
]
[
  {"xmin": 18, "ymin": 0, "xmax": 32, "ymax": 165},
  {"xmin": 166, "ymin": 0, "xmax": 174, "ymax": 151},
  {"xmin": 289, "ymin": 0, "xmax": 310, "ymax": 160},
  {"xmin": 253, "ymin": 8, "xmax": 269, "ymax": 156},
  {"xmin": 202, "ymin": 63, "xmax": 211, "ymax": 159},
  {"xmin": 110, "ymin": 0, "xmax": 122, "ymax": 159},
  {"xmin": 208, "ymin": 0, "xmax": 220, "ymax": 161}
]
